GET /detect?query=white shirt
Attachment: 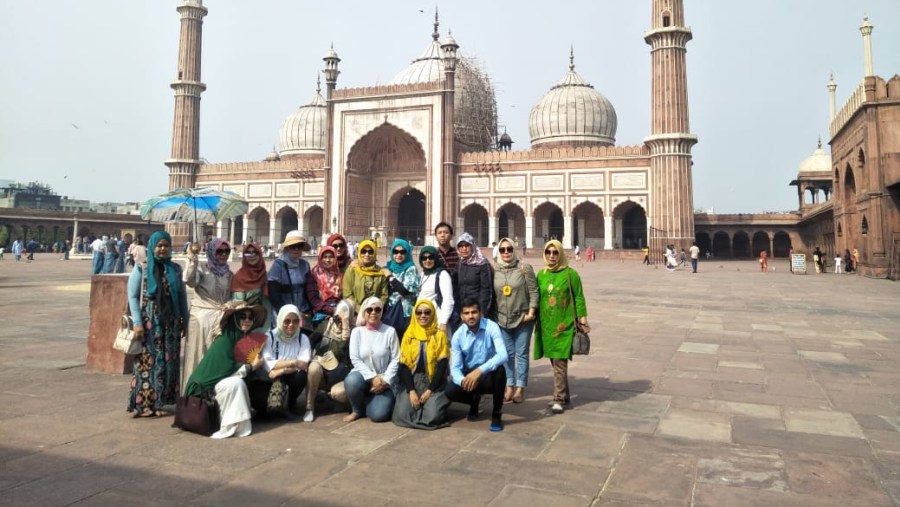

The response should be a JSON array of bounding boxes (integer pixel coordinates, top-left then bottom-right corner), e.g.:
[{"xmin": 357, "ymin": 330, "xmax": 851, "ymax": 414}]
[
  {"xmin": 417, "ymin": 270, "xmax": 455, "ymax": 326},
  {"xmin": 90, "ymin": 238, "xmax": 104, "ymax": 254},
  {"xmin": 349, "ymin": 323, "xmax": 400, "ymax": 386},
  {"xmin": 261, "ymin": 331, "xmax": 311, "ymax": 372}
]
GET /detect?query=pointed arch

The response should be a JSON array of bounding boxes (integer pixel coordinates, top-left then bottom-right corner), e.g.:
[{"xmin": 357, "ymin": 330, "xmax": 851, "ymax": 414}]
[
  {"xmin": 533, "ymin": 201, "xmax": 564, "ymax": 244},
  {"xmin": 497, "ymin": 201, "xmax": 526, "ymax": 242},
  {"xmin": 461, "ymin": 203, "xmax": 489, "ymax": 246},
  {"xmin": 388, "ymin": 186, "xmax": 426, "ymax": 243},
  {"xmin": 346, "ymin": 123, "xmax": 425, "ymax": 175}
]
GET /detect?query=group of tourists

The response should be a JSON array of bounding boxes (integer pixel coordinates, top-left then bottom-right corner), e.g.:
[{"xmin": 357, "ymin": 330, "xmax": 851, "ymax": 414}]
[{"xmin": 125, "ymin": 222, "xmax": 589, "ymax": 438}]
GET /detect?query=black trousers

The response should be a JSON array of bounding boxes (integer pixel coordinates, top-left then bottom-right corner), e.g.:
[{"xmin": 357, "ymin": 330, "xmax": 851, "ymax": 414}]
[
  {"xmin": 248, "ymin": 370, "xmax": 308, "ymax": 415},
  {"xmin": 445, "ymin": 366, "xmax": 506, "ymax": 417}
]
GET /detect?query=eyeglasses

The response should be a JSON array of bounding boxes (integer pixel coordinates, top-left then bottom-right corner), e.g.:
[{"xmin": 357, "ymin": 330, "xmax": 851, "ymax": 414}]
[
  {"xmin": 392, "ymin": 249, "xmax": 406, "ymax": 255},
  {"xmin": 360, "ymin": 249, "xmax": 374, "ymax": 255},
  {"xmin": 331, "ymin": 243, "xmax": 346, "ymax": 249},
  {"xmin": 243, "ymin": 251, "xmax": 258, "ymax": 257},
  {"xmin": 216, "ymin": 248, "xmax": 231, "ymax": 255},
  {"xmin": 286, "ymin": 244, "xmax": 304, "ymax": 251},
  {"xmin": 545, "ymin": 249, "xmax": 560, "ymax": 256},
  {"xmin": 415, "ymin": 309, "xmax": 432, "ymax": 316},
  {"xmin": 499, "ymin": 246, "xmax": 514, "ymax": 254},
  {"xmin": 364, "ymin": 307, "xmax": 383, "ymax": 314},
  {"xmin": 421, "ymin": 255, "xmax": 435, "ymax": 261},
  {"xmin": 239, "ymin": 313, "xmax": 255, "ymax": 321}
]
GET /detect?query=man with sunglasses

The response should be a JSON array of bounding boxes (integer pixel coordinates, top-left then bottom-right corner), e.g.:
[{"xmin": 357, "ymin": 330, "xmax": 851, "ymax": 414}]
[
  {"xmin": 447, "ymin": 298, "xmax": 507, "ymax": 432},
  {"xmin": 268, "ymin": 231, "xmax": 313, "ymax": 327}
]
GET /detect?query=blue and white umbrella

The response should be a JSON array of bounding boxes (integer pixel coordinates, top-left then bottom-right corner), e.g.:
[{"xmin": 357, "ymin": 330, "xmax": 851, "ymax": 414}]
[{"xmin": 140, "ymin": 187, "xmax": 248, "ymax": 240}]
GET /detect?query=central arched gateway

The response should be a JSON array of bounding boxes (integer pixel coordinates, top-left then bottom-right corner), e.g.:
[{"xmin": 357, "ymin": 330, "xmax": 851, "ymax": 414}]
[{"xmin": 391, "ymin": 188, "xmax": 426, "ymax": 244}]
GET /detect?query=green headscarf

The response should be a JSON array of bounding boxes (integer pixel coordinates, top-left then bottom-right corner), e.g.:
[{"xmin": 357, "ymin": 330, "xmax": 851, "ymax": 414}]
[
  {"xmin": 419, "ymin": 246, "xmax": 440, "ymax": 275},
  {"xmin": 183, "ymin": 324, "xmax": 243, "ymax": 397}
]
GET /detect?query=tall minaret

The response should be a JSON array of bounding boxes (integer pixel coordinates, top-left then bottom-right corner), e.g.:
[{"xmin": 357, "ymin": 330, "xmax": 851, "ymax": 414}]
[
  {"xmin": 165, "ymin": 0, "xmax": 207, "ymax": 243},
  {"xmin": 644, "ymin": 0, "xmax": 697, "ymax": 251}
]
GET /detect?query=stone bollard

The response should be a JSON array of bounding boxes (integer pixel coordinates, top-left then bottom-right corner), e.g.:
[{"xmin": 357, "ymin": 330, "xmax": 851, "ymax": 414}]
[{"xmin": 86, "ymin": 274, "xmax": 133, "ymax": 374}]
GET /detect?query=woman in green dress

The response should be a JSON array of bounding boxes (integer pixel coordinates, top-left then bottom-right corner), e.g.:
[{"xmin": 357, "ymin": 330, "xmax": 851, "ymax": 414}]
[{"xmin": 533, "ymin": 240, "xmax": 590, "ymax": 414}]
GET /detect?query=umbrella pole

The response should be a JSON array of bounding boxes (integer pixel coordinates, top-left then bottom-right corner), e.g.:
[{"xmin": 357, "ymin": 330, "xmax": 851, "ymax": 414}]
[{"xmin": 193, "ymin": 196, "xmax": 198, "ymax": 243}]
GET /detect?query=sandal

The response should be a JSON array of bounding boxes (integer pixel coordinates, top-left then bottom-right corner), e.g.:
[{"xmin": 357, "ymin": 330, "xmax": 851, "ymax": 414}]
[
  {"xmin": 504, "ymin": 386, "xmax": 514, "ymax": 403},
  {"xmin": 512, "ymin": 388, "xmax": 525, "ymax": 404}
]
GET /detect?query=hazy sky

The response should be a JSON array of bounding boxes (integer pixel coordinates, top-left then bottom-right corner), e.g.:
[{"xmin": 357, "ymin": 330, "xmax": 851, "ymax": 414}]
[{"xmin": 2, "ymin": 1, "xmax": 898, "ymax": 212}]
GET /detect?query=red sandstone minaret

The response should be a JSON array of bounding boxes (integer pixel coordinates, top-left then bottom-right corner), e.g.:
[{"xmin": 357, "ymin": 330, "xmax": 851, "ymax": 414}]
[
  {"xmin": 165, "ymin": 0, "xmax": 207, "ymax": 244},
  {"xmin": 644, "ymin": 0, "xmax": 697, "ymax": 251}
]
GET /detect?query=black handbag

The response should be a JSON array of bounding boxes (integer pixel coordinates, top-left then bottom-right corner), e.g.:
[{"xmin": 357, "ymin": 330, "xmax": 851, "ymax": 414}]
[
  {"xmin": 382, "ymin": 301, "xmax": 409, "ymax": 338},
  {"xmin": 566, "ymin": 270, "xmax": 590, "ymax": 356},
  {"xmin": 174, "ymin": 393, "xmax": 220, "ymax": 436}
]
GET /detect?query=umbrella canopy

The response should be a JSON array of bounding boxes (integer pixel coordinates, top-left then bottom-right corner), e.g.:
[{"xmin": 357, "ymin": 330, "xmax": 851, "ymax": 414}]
[{"xmin": 140, "ymin": 187, "xmax": 248, "ymax": 240}]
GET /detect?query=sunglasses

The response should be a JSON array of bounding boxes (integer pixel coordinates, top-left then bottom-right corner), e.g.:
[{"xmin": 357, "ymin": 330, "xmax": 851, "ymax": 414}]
[
  {"xmin": 392, "ymin": 249, "xmax": 406, "ymax": 255},
  {"xmin": 545, "ymin": 249, "xmax": 560, "ymax": 256},
  {"xmin": 331, "ymin": 243, "xmax": 346, "ymax": 249},
  {"xmin": 421, "ymin": 255, "xmax": 435, "ymax": 261},
  {"xmin": 364, "ymin": 307, "xmax": 383, "ymax": 314},
  {"xmin": 499, "ymin": 246, "xmax": 514, "ymax": 254},
  {"xmin": 216, "ymin": 248, "xmax": 231, "ymax": 254},
  {"xmin": 239, "ymin": 313, "xmax": 255, "ymax": 321},
  {"xmin": 360, "ymin": 249, "xmax": 375, "ymax": 255},
  {"xmin": 415, "ymin": 309, "xmax": 433, "ymax": 316},
  {"xmin": 286, "ymin": 244, "xmax": 304, "ymax": 251}
]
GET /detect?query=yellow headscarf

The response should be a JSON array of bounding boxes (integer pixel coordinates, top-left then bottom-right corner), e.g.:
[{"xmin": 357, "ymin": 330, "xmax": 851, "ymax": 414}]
[
  {"xmin": 400, "ymin": 299, "xmax": 449, "ymax": 381},
  {"xmin": 354, "ymin": 239, "xmax": 382, "ymax": 277},
  {"xmin": 542, "ymin": 239, "xmax": 569, "ymax": 272}
]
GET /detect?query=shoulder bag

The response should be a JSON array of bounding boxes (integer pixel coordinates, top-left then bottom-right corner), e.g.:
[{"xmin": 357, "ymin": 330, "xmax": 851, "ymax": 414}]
[
  {"xmin": 174, "ymin": 385, "xmax": 221, "ymax": 436},
  {"xmin": 566, "ymin": 269, "xmax": 590, "ymax": 356},
  {"xmin": 113, "ymin": 270, "xmax": 144, "ymax": 355}
]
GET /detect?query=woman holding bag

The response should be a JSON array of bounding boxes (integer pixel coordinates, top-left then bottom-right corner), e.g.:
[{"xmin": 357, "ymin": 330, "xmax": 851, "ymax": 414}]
[
  {"xmin": 534, "ymin": 240, "xmax": 590, "ymax": 414},
  {"xmin": 183, "ymin": 301, "xmax": 267, "ymax": 438},
  {"xmin": 127, "ymin": 230, "xmax": 189, "ymax": 417}
]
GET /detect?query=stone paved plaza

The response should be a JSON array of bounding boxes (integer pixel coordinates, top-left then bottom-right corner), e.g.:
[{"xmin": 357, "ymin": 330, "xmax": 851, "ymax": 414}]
[{"xmin": 1, "ymin": 253, "xmax": 899, "ymax": 506}]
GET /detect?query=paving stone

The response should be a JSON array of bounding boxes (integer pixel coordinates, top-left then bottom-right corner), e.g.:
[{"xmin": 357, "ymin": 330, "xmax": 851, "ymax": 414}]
[
  {"xmin": 677, "ymin": 342, "xmax": 719, "ymax": 354},
  {"xmin": 656, "ymin": 409, "xmax": 732, "ymax": 442},
  {"xmin": 783, "ymin": 451, "xmax": 894, "ymax": 506},
  {"xmin": 732, "ymin": 416, "xmax": 870, "ymax": 458},
  {"xmin": 693, "ymin": 484, "xmax": 849, "ymax": 507},
  {"xmin": 783, "ymin": 409, "xmax": 865, "ymax": 438},
  {"xmin": 538, "ymin": 425, "xmax": 626, "ymax": 468},
  {"xmin": 798, "ymin": 350, "xmax": 849, "ymax": 363},
  {"xmin": 601, "ymin": 435, "xmax": 696, "ymax": 505},
  {"xmin": 696, "ymin": 448, "xmax": 787, "ymax": 491},
  {"xmin": 752, "ymin": 324, "xmax": 784, "ymax": 332},
  {"xmin": 653, "ymin": 377, "xmax": 712, "ymax": 398},
  {"xmin": 718, "ymin": 360, "xmax": 764, "ymax": 370},
  {"xmin": 670, "ymin": 397, "xmax": 781, "ymax": 419},
  {"xmin": 489, "ymin": 485, "xmax": 591, "ymax": 507}
]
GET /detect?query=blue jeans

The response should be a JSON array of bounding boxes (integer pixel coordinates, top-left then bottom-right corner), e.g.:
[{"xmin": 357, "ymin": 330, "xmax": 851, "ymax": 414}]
[
  {"xmin": 91, "ymin": 252, "xmax": 103, "ymax": 274},
  {"xmin": 691, "ymin": 258, "xmax": 698, "ymax": 273},
  {"xmin": 500, "ymin": 320, "xmax": 534, "ymax": 388},
  {"xmin": 344, "ymin": 371, "xmax": 396, "ymax": 422}
]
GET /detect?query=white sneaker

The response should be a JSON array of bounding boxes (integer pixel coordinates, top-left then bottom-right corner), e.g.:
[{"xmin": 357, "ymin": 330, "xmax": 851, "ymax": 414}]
[
  {"xmin": 303, "ymin": 410, "xmax": 315, "ymax": 423},
  {"xmin": 550, "ymin": 402, "xmax": 564, "ymax": 414}
]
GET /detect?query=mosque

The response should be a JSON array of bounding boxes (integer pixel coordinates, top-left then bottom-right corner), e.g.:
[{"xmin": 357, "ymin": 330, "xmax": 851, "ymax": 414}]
[{"xmin": 164, "ymin": 1, "xmax": 900, "ymax": 278}]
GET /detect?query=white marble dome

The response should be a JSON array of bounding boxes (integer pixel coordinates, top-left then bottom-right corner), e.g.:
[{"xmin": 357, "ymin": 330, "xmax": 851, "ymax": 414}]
[
  {"xmin": 390, "ymin": 31, "xmax": 497, "ymax": 151},
  {"xmin": 529, "ymin": 55, "xmax": 617, "ymax": 147},
  {"xmin": 798, "ymin": 141, "xmax": 832, "ymax": 173},
  {"xmin": 278, "ymin": 85, "xmax": 326, "ymax": 156}
]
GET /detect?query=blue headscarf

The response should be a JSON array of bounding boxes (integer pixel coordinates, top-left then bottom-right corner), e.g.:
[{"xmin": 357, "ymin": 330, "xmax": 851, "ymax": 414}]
[
  {"xmin": 146, "ymin": 230, "xmax": 184, "ymax": 318},
  {"xmin": 386, "ymin": 238, "xmax": 414, "ymax": 274}
]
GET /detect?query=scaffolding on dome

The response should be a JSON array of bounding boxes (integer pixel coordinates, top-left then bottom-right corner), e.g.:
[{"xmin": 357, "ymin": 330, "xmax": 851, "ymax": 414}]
[{"xmin": 454, "ymin": 56, "xmax": 499, "ymax": 152}]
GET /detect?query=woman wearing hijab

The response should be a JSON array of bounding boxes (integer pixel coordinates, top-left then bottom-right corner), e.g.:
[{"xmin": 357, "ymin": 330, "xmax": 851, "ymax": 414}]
[
  {"xmin": 343, "ymin": 296, "xmax": 400, "ymax": 423},
  {"xmin": 182, "ymin": 238, "xmax": 234, "ymax": 387},
  {"xmin": 416, "ymin": 246, "xmax": 455, "ymax": 334},
  {"xmin": 183, "ymin": 301, "xmax": 267, "ymax": 438},
  {"xmin": 306, "ymin": 246, "xmax": 343, "ymax": 324},
  {"xmin": 392, "ymin": 299, "xmax": 451, "ymax": 430},
  {"xmin": 231, "ymin": 242, "xmax": 270, "ymax": 330},
  {"xmin": 455, "ymin": 232, "xmax": 494, "ymax": 318},
  {"xmin": 384, "ymin": 238, "xmax": 420, "ymax": 328},
  {"xmin": 267, "ymin": 231, "xmax": 313, "ymax": 323},
  {"xmin": 534, "ymin": 240, "xmax": 590, "ymax": 414},
  {"xmin": 252, "ymin": 304, "xmax": 310, "ymax": 420},
  {"xmin": 326, "ymin": 233, "xmax": 352, "ymax": 274},
  {"xmin": 341, "ymin": 239, "xmax": 389, "ymax": 311},
  {"xmin": 492, "ymin": 237, "xmax": 538, "ymax": 403},
  {"xmin": 127, "ymin": 230, "xmax": 189, "ymax": 417}
]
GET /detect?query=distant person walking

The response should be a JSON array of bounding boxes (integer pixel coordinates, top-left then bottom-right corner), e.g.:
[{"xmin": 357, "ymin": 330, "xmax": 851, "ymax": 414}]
[
  {"xmin": 689, "ymin": 242, "xmax": 700, "ymax": 273},
  {"xmin": 759, "ymin": 250, "xmax": 768, "ymax": 272},
  {"xmin": 834, "ymin": 254, "xmax": 843, "ymax": 274},
  {"xmin": 642, "ymin": 246, "xmax": 650, "ymax": 265}
]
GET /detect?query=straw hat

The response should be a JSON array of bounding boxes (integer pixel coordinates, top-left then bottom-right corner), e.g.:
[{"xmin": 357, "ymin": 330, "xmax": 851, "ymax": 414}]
[
  {"xmin": 282, "ymin": 230, "xmax": 311, "ymax": 251},
  {"xmin": 218, "ymin": 300, "xmax": 267, "ymax": 331}
]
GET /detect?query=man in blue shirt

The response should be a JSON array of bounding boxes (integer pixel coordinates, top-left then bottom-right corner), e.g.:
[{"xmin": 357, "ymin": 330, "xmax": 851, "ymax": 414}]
[{"xmin": 448, "ymin": 298, "xmax": 508, "ymax": 431}]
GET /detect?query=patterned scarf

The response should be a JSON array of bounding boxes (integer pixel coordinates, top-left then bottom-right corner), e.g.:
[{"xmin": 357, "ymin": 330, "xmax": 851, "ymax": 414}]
[
  {"xmin": 312, "ymin": 246, "xmax": 342, "ymax": 301},
  {"xmin": 205, "ymin": 238, "xmax": 231, "ymax": 276},
  {"xmin": 456, "ymin": 232, "xmax": 488, "ymax": 266},
  {"xmin": 386, "ymin": 238, "xmax": 414, "ymax": 274},
  {"xmin": 494, "ymin": 237, "xmax": 520, "ymax": 269}
]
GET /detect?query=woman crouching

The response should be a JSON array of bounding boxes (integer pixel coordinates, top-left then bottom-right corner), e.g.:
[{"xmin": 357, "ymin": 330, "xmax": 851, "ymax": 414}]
[
  {"xmin": 251, "ymin": 304, "xmax": 310, "ymax": 420},
  {"xmin": 343, "ymin": 296, "xmax": 400, "ymax": 423},
  {"xmin": 392, "ymin": 299, "xmax": 451, "ymax": 430},
  {"xmin": 183, "ymin": 301, "xmax": 267, "ymax": 438}
]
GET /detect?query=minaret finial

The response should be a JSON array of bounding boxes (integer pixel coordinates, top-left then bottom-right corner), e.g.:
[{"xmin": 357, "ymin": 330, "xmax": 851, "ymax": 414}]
[
  {"xmin": 433, "ymin": 7, "xmax": 440, "ymax": 41},
  {"xmin": 569, "ymin": 45, "xmax": 575, "ymax": 71},
  {"xmin": 817, "ymin": 136, "xmax": 822, "ymax": 149},
  {"xmin": 316, "ymin": 74, "xmax": 321, "ymax": 94}
]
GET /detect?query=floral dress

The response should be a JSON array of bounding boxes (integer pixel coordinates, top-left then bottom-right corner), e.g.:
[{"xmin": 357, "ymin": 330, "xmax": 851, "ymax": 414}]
[{"xmin": 533, "ymin": 267, "xmax": 587, "ymax": 360}]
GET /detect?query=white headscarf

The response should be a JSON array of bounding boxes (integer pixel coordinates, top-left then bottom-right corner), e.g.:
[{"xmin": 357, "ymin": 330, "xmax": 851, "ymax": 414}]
[
  {"xmin": 274, "ymin": 304, "xmax": 301, "ymax": 344},
  {"xmin": 355, "ymin": 296, "xmax": 384, "ymax": 327}
]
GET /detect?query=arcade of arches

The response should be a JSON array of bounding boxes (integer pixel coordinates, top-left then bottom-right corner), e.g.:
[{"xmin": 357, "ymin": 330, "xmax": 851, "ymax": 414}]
[{"xmin": 696, "ymin": 229, "xmax": 793, "ymax": 258}]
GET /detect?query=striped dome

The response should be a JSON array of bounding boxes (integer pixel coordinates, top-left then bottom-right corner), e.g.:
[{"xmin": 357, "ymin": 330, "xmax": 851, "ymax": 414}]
[{"xmin": 278, "ymin": 85, "xmax": 326, "ymax": 156}]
